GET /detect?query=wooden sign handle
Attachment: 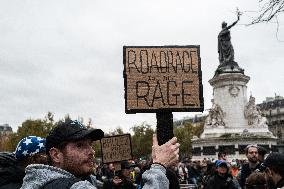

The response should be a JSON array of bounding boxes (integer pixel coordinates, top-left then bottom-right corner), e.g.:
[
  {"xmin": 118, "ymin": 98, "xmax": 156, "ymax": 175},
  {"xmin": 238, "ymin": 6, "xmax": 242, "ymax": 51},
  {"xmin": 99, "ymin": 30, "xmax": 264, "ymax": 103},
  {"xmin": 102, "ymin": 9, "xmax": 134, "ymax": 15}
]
[{"xmin": 156, "ymin": 111, "xmax": 174, "ymax": 145}]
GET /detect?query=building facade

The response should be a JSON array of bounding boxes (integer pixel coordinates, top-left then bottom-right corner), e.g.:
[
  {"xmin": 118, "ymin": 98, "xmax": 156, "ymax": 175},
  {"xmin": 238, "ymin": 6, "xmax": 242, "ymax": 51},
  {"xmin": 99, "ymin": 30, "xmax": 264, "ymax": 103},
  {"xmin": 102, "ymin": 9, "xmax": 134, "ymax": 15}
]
[
  {"xmin": 0, "ymin": 124, "xmax": 13, "ymax": 135},
  {"xmin": 258, "ymin": 95, "xmax": 284, "ymax": 153},
  {"xmin": 0, "ymin": 124, "xmax": 13, "ymax": 150}
]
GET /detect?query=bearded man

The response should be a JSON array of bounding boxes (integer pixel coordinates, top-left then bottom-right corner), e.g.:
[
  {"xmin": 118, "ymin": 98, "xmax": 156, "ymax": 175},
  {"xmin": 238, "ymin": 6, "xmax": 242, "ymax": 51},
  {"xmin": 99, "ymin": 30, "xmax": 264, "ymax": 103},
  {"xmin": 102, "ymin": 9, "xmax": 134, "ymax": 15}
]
[{"xmin": 21, "ymin": 120, "xmax": 180, "ymax": 189}]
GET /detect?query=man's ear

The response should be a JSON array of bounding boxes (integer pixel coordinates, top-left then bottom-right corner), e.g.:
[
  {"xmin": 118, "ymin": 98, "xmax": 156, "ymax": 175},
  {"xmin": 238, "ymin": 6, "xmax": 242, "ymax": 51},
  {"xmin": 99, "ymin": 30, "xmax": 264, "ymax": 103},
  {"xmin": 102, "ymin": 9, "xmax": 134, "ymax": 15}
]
[{"xmin": 49, "ymin": 147, "xmax": 63, "ymax": 165}]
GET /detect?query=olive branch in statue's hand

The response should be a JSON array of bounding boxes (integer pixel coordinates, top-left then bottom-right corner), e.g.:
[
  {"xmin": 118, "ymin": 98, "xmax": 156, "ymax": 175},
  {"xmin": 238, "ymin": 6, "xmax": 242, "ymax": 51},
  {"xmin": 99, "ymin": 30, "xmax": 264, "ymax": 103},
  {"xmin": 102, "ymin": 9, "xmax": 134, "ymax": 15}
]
[
  {"xmin": 226, "ymin": 8, "xmax": 242, "ymax": 29},
  {"xmin": 236, "ymin": 7, "xmax": 243, "ymax": 18}
]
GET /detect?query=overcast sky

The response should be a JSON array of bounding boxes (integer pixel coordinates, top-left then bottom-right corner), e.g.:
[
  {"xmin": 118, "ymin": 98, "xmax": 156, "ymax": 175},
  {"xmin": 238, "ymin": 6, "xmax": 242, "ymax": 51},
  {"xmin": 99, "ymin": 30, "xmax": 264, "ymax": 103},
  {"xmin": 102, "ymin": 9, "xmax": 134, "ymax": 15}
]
[{"xmin": 0, "ymin": 0, "xmax": 283, "ymax": 133}]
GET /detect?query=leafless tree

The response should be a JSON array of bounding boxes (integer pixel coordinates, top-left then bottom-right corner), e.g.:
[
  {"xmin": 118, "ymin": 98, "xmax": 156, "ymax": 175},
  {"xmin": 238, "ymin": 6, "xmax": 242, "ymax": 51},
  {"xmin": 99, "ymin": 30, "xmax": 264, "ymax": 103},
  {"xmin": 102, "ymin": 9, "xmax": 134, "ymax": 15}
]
[{"xmin": 250, "ymin": 0, "xmax": 284, "ymax": 24}]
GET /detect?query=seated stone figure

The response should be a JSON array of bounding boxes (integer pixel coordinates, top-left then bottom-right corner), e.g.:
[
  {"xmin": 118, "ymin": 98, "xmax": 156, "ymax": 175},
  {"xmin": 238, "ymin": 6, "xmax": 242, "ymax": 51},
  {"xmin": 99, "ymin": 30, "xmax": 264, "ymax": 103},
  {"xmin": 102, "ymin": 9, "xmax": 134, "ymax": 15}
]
[
  {"xmin": 244, "ymin": 96, "xmax": 267, "ymax": 127},
  {"xmin": 206, "ymin": 99, "xmax": 225, "ymax": 127}
]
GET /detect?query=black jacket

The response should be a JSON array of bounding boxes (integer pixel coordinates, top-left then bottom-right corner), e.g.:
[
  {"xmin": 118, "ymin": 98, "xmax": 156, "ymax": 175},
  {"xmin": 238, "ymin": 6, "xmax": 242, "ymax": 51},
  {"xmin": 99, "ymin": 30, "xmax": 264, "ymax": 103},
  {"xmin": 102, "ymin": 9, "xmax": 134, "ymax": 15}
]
[
  {"xmin": 239, "ymin": 163, "xmax": 260, "ymax": 189},
  {"xmin": 0, "ymin": 152, "xmax": 25, "ymax": 189},
  {"xmin": 205, "ymin": 174, "xmax": 238, "ymax": 189},
  {"xmin": 166, "ymin": 168, "xmax": 180, "ymax": 189},
  {"xmin": 103, "ymin": 174, "xmax": 135, "ymax": 189}
]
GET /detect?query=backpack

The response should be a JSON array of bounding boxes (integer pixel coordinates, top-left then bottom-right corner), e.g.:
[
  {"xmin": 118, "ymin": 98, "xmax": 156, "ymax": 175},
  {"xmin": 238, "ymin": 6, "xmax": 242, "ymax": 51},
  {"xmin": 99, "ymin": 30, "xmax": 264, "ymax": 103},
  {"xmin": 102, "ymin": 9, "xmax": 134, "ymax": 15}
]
[{"xmin": 0, "ymin": 152, "xmax": 25, "ymax": 188}]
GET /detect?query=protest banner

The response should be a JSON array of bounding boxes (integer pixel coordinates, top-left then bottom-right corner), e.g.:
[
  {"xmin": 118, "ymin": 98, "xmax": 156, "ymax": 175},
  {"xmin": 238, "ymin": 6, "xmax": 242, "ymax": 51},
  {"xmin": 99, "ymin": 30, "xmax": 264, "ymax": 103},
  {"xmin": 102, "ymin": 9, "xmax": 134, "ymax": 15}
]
[
  {"xmin": 100, "ymin": 134, "xmax": 132, "ymax": 164},
  {"xmin": 123, "ymin": 46, "xmax": 203, "ymax": 113},
  {"xmin": 123, "ymin": 45, "xmax": 203, "ymax": 145}
]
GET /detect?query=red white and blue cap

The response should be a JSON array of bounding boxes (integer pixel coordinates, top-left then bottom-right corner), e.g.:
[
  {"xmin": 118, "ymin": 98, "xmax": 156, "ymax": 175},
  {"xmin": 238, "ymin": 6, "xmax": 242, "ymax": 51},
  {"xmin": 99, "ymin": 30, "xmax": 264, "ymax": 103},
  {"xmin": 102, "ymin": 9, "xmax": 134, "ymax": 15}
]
[{"xmin": 15, "ymin": 136, "xmax": 46, "ymax": 160}]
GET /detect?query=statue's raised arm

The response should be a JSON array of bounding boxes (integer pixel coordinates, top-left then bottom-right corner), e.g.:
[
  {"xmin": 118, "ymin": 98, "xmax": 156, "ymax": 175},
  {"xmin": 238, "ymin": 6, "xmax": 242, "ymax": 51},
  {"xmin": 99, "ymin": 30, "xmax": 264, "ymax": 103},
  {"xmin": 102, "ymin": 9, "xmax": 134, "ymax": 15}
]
[
  {"xmin": 218, "ymin": 9, "xmax": 242, "ymax": 65},
  {"xmin": 227, "ymin": 10, "xmax": 241, "ymax": 30}
]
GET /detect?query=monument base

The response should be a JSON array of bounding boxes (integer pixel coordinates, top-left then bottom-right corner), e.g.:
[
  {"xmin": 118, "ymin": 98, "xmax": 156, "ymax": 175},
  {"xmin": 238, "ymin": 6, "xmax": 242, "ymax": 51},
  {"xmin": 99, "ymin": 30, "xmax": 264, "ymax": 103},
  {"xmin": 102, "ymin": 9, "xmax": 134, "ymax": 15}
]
[
  {"xmin": 192, "ymin": 61, "xmax": 277, "ymax": 161},
  {"xmin": 201, "ymin": 126, "xmax": 275, "ymax": 138},
  {"xmin": 191, "ymin": 134, "xmax": 277, "ymax": 161}
]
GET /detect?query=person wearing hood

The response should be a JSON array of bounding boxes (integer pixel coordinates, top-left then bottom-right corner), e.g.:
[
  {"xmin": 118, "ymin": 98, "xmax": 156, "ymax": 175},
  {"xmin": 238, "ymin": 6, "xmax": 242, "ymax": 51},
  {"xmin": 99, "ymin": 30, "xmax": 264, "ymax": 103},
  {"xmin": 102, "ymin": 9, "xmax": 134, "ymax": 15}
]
[
  {"xmin": 205, "ymin": 160, "xmax": 238, "ymax": 189},
  {"xmin": 21, "ymin": 120, "xmax": 180, "ymax": 189}
]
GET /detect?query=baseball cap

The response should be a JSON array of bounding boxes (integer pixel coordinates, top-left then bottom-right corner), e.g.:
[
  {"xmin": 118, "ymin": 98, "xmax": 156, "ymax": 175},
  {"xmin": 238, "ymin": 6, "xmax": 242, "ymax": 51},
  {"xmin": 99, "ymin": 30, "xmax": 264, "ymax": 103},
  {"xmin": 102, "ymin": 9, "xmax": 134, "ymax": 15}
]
[
  {"xmin": 15, "ymin": 136, "xmax": 46, "ymax": 161},
  {"xmin": 216, "ymin": 160, "xmax": 228, "ymax": 168},
  {"xmin": 46, "ymin": 120, "xmax": 104, "ymax": 153}
]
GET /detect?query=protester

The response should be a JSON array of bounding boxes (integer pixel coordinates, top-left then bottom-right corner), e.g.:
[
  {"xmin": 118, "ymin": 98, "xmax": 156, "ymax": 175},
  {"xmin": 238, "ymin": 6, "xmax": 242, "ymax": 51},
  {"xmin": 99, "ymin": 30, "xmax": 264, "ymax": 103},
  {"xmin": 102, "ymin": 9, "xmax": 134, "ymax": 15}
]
[
  {"xmin": 205, "ymin": 160, "xmax": 238, "ymax": 189},
  {"xmin": 239, "ymin": 144, "xmax": 260, "ymax": 189},
  {"xmin": 218, "ymin": 151, "xmax": 227, "ymax": 161},
  {"xmin": 103, "ymin": 160, "xmax": 135, "ymax": 189},
  {"xmin": 199, "ymin": 161, "xmax": 212, "ymax": 189},
  {"xmin": 230, "ymin": 161, "xmax": 239, "ymax": 178},
  {"xmin": 101, "ymin": 163, "xmax": 116, "ymax": 186},
  {"xmin": 105, "ymin": 163, "xmax": 115, "ymax": 180},
  {"xmin": 15, "ymin": 136, "xmax": 47, "ymax": 166},
  {"xmin": 21, "ymin": 120, "xmax": 180, "ymax": 189},
  {"xmin": 264, "ymin": 153, "xmax": 284, "ymax": 189},
  {"xmin": 178, "ymin": 162, "xmax": 188, "ymax": 184},
  {"xmin": 0, "ymin": 152, "xmax": 21, "ymax": 189},
  {"xmin": 166, "ymin": 165, "xmax": 180, "ymax": 189},
  {"xmin": 257, "ymin": 146, "xmax": 267, "ymax": 163},
  {"xmin": 245, "ymin": 171, "xmax": 268, "ymax": 189},
  {"xmin": 0, "ymin": 136, "xmax": 46, "ymax": 189},
  {"xmin": 131, "ymin": 166, "xmax": 140, "ymax": 184},
  {"xmin": 134, "ymin": 160, "xmax": 151, "ymax": 187},
  {"xmin": 187, "ymin": 161, "xmax": 201, "ymax": 185}
]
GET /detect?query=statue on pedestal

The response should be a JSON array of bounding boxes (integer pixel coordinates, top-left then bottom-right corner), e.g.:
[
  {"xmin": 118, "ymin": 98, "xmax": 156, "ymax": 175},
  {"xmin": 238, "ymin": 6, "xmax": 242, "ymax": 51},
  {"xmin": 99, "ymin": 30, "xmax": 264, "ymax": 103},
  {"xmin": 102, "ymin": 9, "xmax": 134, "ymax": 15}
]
[
  {"xmin": 218, "ymin": 9, "xmax": 241, "ymax": 65},
  {"xmin": 215, "ymin": 9, "xmax": 244, "ymax": 76},
  {"xmin": 206, "ymin": 99, "xmax": 225, "ymax": 127}
]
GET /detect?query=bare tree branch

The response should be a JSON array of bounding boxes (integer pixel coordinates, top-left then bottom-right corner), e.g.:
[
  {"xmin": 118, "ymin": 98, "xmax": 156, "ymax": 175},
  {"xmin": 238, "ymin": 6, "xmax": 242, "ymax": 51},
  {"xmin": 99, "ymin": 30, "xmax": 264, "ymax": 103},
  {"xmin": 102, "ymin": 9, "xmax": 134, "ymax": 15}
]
[{"xmin": 250, "ymin": 0, "xmax": 284, "ymax": 24}]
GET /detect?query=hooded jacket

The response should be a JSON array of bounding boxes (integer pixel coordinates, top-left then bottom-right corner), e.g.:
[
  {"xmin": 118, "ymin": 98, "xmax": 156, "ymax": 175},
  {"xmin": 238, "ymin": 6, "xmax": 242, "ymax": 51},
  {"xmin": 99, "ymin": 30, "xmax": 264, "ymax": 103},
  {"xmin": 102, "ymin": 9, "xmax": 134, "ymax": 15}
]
[{"xmin": 21, "ymin": 164, "xmax": 169, "ymax": 189}]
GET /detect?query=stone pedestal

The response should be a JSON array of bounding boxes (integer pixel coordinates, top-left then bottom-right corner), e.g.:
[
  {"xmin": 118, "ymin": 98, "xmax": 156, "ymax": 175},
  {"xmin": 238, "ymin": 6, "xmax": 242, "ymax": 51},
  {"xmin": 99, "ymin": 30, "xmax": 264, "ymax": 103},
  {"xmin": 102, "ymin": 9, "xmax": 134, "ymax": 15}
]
[
  {"xmin": 192, "ymin": 135, "xmax": 277, "ymax": 161},
  {"xmin": 210, "ymin": 73, "xmax": 249, "ymax": 129},
  {"xmin": 192, "ymin": 65, "xmax": 277, "ymax": 160}
]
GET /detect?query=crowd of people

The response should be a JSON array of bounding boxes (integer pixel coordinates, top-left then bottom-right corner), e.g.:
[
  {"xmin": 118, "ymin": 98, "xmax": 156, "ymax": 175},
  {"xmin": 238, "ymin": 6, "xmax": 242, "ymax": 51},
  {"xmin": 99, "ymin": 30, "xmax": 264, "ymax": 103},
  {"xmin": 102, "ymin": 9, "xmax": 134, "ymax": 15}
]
[{"xmin": 0, "ymin": 119, "xmax": 283, "ymax": 189}]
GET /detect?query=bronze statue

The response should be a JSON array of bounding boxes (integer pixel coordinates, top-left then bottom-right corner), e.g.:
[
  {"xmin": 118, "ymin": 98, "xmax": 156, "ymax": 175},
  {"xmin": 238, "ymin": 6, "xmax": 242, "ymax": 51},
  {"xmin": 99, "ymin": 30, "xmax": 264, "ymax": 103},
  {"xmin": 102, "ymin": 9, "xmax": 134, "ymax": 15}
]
[{"xmin": 218, "ymin": 10, "xmax": 241, "ymax": 65}]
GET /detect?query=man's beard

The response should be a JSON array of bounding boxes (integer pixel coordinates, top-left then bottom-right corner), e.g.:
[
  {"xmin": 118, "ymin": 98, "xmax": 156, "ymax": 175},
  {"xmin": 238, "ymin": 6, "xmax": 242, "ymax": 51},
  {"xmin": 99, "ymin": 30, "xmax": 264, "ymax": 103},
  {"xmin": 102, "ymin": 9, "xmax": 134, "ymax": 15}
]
[
  {"xmin": 62, "ymin": 156, "xmax": 93, "ymax": 177},
  {"xmin": 218, "ymin": 173, "xmax": 226, "ymax": 177},
  {"xmin": 249, "ymin": 156, "xmax": 258, "ymax": 163}
]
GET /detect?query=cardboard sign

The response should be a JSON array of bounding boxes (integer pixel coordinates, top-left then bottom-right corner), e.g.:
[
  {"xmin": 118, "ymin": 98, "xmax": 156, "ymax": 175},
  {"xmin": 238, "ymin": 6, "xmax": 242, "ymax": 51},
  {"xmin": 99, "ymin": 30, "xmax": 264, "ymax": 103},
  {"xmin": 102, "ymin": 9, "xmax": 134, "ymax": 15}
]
[
  {"xmin": 123, "ymin": 46, "xmax": 203, "ymax": 113},
  {"xmin": 100, "ymin": 134, "xmax": 132, "ymax": 164}
]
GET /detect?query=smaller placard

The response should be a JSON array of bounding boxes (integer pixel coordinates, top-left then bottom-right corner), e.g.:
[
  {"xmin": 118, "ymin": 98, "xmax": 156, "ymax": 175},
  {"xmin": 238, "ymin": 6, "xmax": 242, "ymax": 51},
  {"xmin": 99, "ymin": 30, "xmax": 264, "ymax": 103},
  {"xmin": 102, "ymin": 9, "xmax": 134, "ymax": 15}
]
[{"xmin": 100, "ymin": 134, "xmax": 132, "ymax": 164}]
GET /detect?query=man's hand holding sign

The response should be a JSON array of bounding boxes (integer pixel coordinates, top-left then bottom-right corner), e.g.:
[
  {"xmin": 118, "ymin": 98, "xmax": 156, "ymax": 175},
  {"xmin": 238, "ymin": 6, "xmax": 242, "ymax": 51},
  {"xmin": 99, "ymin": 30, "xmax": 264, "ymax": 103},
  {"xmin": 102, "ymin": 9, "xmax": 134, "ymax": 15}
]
[{"xmin": 152, "ymin": 134, "xmax": 180, "ymax": 168}]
